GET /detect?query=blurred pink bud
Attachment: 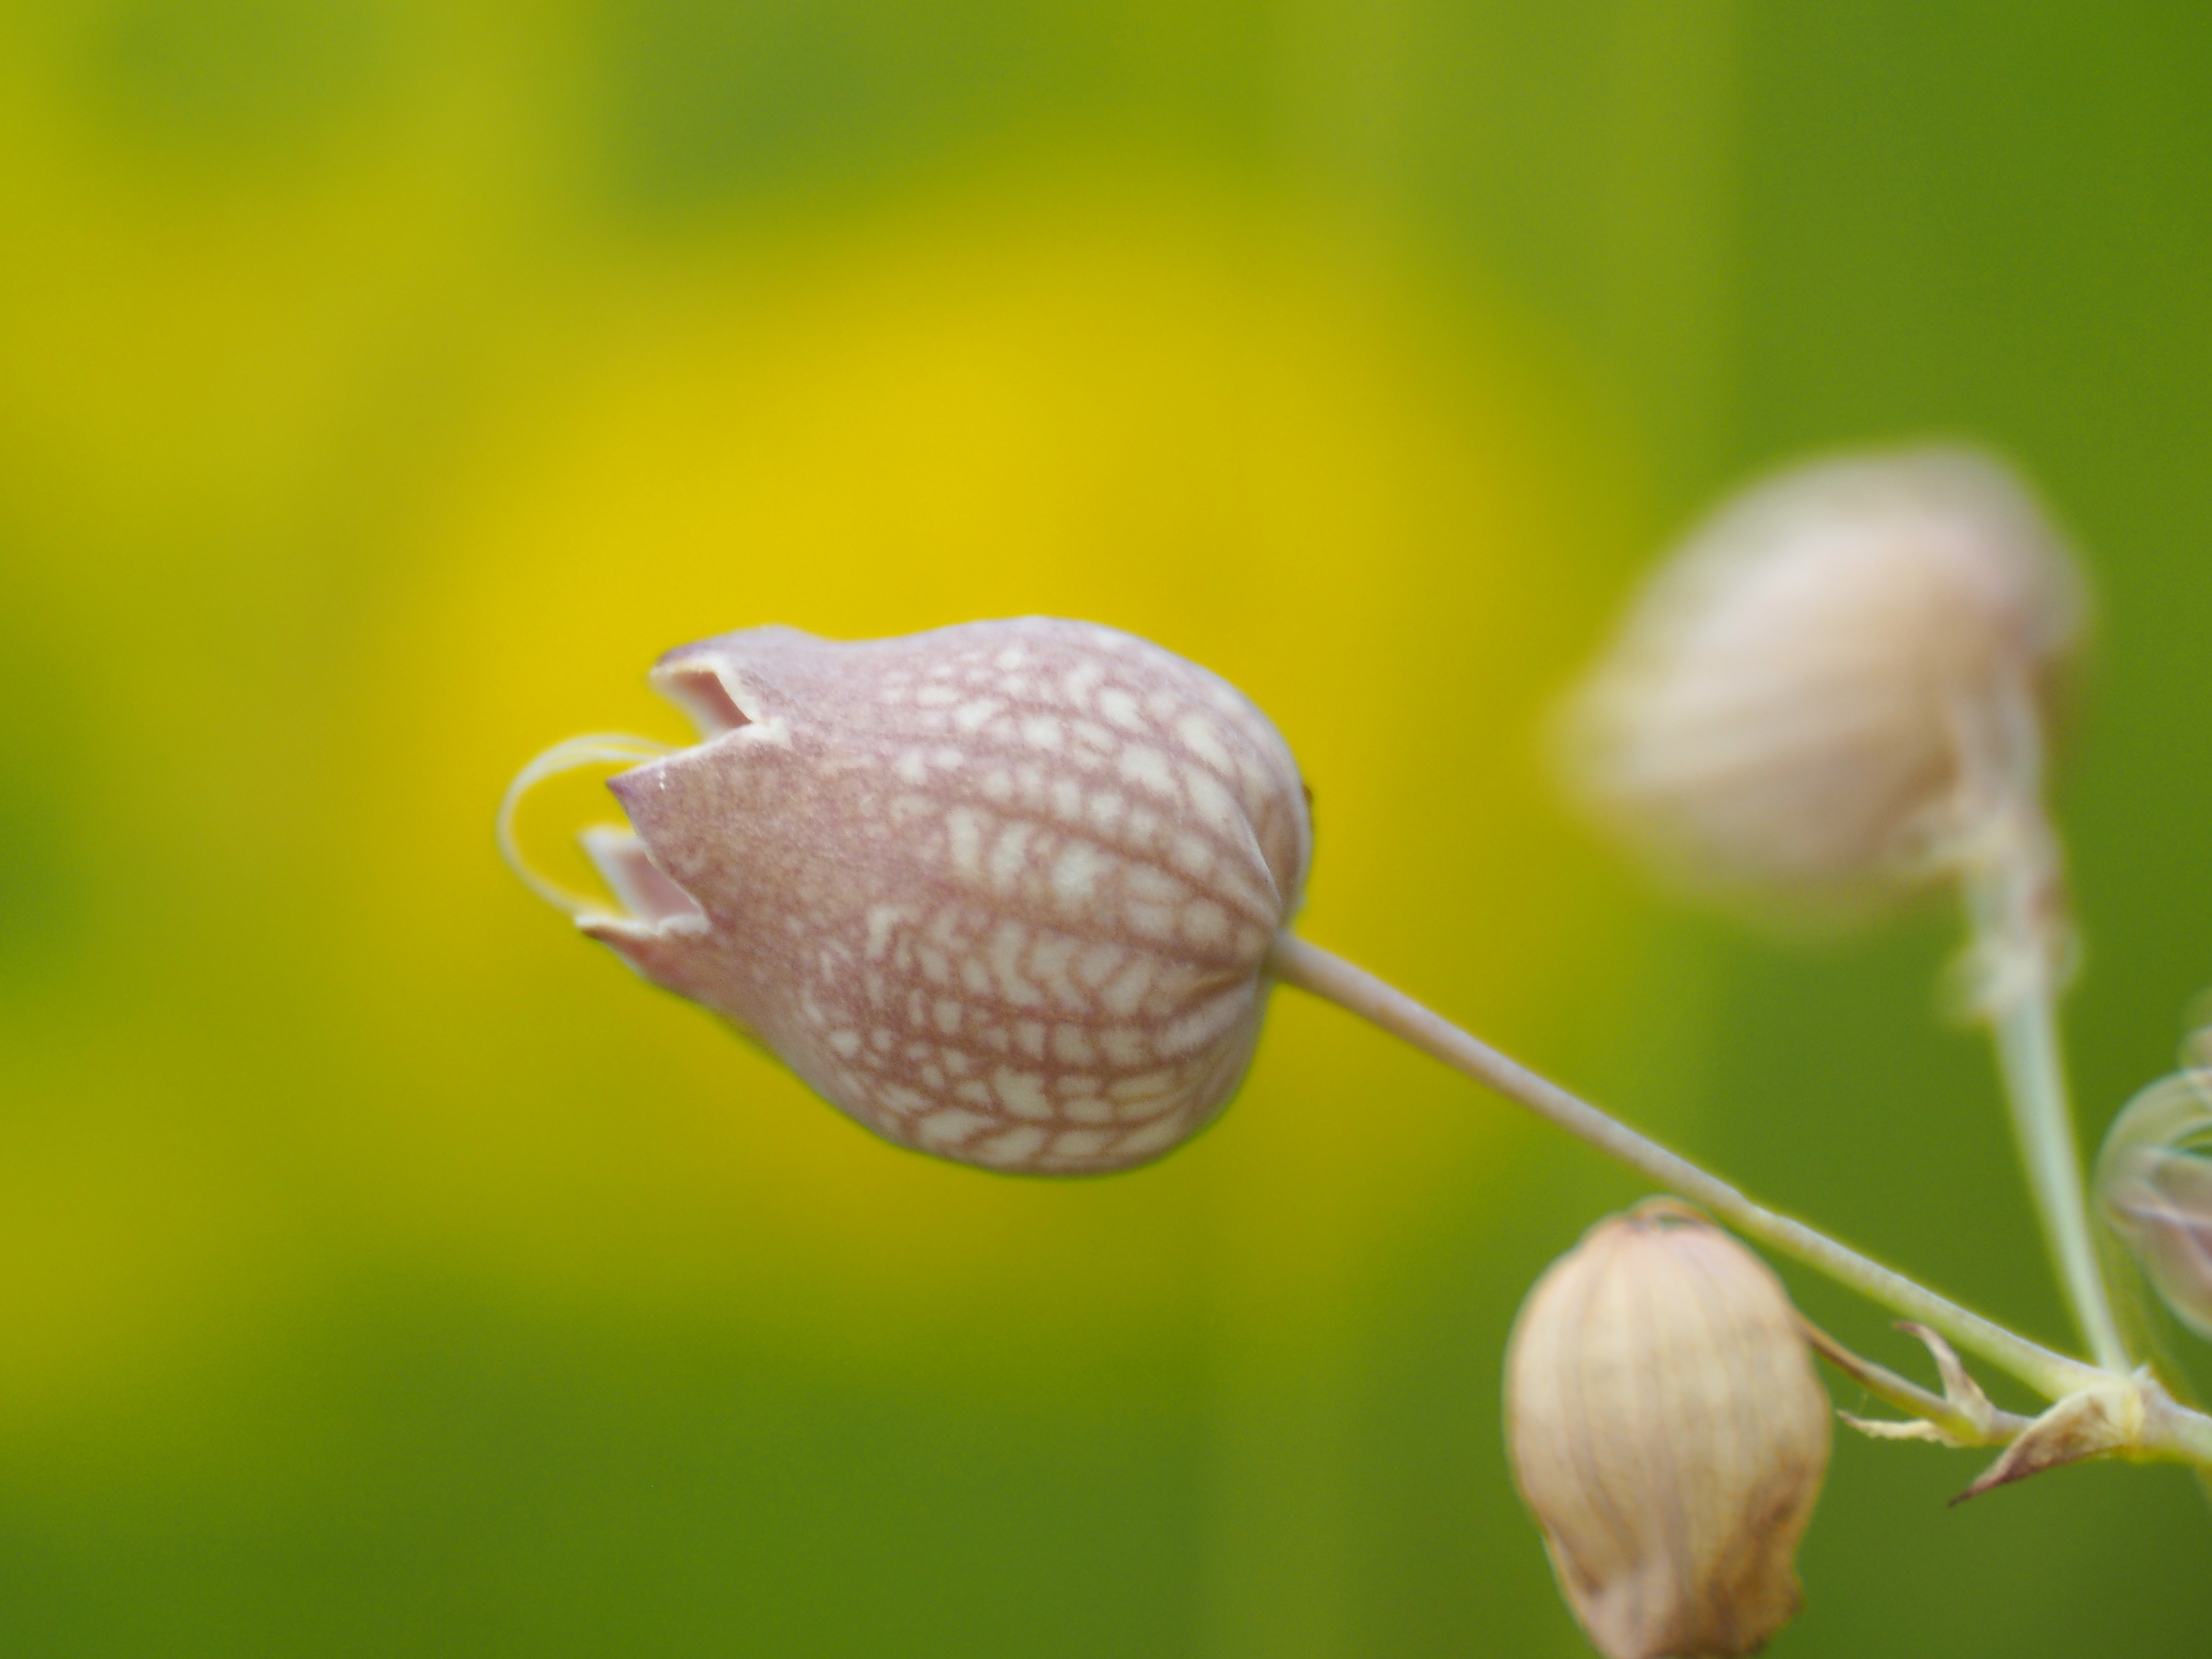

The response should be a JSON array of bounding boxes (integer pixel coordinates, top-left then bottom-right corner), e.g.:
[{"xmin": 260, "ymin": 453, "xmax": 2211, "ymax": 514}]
[
  {"xmin": 503, "ymin": 620, "xmax": 1311, "ymax": 1175},
  {"xmin": 2096, "ymin": 1067, "xmax": 2212, "ymax": 1339},
  {"xmin": 1563, "ymin": 447, "xmax": 2086, "ymax": 922}
]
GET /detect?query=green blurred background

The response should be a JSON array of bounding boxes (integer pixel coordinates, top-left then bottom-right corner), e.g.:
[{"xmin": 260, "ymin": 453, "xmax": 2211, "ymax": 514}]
[{"xmin": 4, "ymin": 0, "xmax": 2211, "ymax": 1652}]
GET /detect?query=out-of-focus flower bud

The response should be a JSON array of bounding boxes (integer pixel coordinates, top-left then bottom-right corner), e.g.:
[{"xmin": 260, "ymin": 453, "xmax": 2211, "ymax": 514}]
[
  {"xmin": 1562, "ymin": 447, "xmax": 2087, "ymax": 921},
  {"xmin": 501, "ymin": 619, "xmax": 1311, "ymax": 1175},
  {"xmin": 2096, "ymin": 1064, "xmax": 2212, "ymax": 1339},
  {"xmin": 1505, "ymin": 1202, "xmax": 1831, "ymax": 1659}
]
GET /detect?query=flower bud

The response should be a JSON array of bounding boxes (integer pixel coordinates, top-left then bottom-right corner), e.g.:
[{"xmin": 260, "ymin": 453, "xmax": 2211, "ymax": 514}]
[
  {"xmin": 1504, "ymin": 1202, "xmax": 1831, "ymax": 1659},
  {"xmin": 1563, "ymin": 447, "xmax": 2086, "ymax": 919},
  {"xmin": 502, "ymin": 619, "xmax": 1311, "ymax": 1175},
  {"xmin": 2095, "ymin": 1066, "xmax": 2212, "ymax": 1339}
]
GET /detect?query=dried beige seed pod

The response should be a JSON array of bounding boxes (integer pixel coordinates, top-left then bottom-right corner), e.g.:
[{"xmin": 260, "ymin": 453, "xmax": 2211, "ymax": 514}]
[
  {"xmin": 502, "ymin": 619, "xmax": 1311, "ymax": 1175},
  {"xmin": 1563, "ymin": 447, "xmax": 2086, "ymax": 920},
  {"xmin": 1505, "ymin": 1202, "xmax": 1831, "ymax": 1659}
]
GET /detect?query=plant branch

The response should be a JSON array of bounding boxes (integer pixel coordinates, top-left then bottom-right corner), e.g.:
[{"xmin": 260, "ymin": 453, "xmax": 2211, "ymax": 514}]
[
  {"xmin": 1958, "ymin": 805, "xmax": 2132, "ymax": 1372},
  {"xmin": 1266, "ymin": 931, "xmax": 2110, "ymax": 1404},
  {"xmin": 1798, "ymin": 1316, "xmax": 2030, "ymax": 1445}
]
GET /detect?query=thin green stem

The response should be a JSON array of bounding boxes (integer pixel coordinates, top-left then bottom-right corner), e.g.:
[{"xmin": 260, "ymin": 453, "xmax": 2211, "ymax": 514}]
[
  {"xmin": 2142, "ymin": 1385, "xmax": 2212, "ymax": 1470},
  {"xmin": 1987, "ymin": 975, "xmax": 2132, "ymax": 1372},
  {"xmin": 1962, "ymin": 838, "xmax": 2132, "ymax": 1373},
  {"xmin": 1266, "ymin": 931, "xmax": 2108, "ymax": 1404},
  {"xmin": 1945, "ymin": 675, "xmax": 2130, "ymax": 1371},
  {"xmin": 1796, "ymin": 1316, "xmax": 2030, "ymax": 1445}
]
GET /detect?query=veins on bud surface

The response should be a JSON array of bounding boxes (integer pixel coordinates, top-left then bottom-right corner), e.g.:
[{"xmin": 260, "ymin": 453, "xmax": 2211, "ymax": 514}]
[{"xmin": 504, "ymin": 619, "xmax": 1310, "ymax": 1175}]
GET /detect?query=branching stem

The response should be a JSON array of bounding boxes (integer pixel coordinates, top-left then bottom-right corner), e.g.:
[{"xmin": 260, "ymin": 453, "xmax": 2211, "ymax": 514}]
[
  {"xmin": 1266, "ymin": 931, "xmax": 2108, "ymax": 1404},
  {"xmin": 1797, "ymin": 1317, "xmax": 2031, "ymax": 1445}
]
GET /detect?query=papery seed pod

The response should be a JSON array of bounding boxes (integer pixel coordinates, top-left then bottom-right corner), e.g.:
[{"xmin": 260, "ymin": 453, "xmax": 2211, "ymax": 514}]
[
  {"xmin": 502, "ymin": 619, "xmax": 1311, "ymax": 1175},
  {"xmin": 1562, "ymin": 447, "xmax": 2086, "ymax": 920},
  {"xmin": 1505, "ymin": 1202, "xmax": 1831, "ymax": 1659},
  {"xmin": 2095, "ymin": 1066, "xmax": 2212, "ymax": 1339}
]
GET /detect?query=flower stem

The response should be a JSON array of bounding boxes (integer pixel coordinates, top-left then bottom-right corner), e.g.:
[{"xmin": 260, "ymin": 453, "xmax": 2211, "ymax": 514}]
[
  {"xmin": 1943, "ymin": 675, "xmax": 2130, "ymax": 1372},
  {"xmin": 1265, "ymin": 931, "xmax": 2108, "ymax": 1404},
  {"xmin": 1959, "ymin": 817, "xmax": 2133, "ymax": 1373}
]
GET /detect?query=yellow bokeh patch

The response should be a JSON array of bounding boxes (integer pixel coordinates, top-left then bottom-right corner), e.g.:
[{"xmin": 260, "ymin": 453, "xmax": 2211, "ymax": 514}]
[{"xmin": 332, "ymin": 179, "xmax": 1644, "ymax": 1361}]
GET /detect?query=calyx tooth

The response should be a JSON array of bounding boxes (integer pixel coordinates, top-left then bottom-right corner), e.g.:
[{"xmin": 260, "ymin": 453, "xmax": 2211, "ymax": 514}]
[
  {"xmin": 653, "ymin": 661, "xmax": 753, "ymax": 737},
  {"xmin": 581, "ymin": 828, "xmax": 708, "ymax": 931}
]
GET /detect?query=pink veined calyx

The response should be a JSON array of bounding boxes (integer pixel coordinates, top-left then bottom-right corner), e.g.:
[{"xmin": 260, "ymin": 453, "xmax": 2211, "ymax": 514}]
[{"xmin": 500, "ymin": 618, "xmax": 1311, "ymax": 1176}]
